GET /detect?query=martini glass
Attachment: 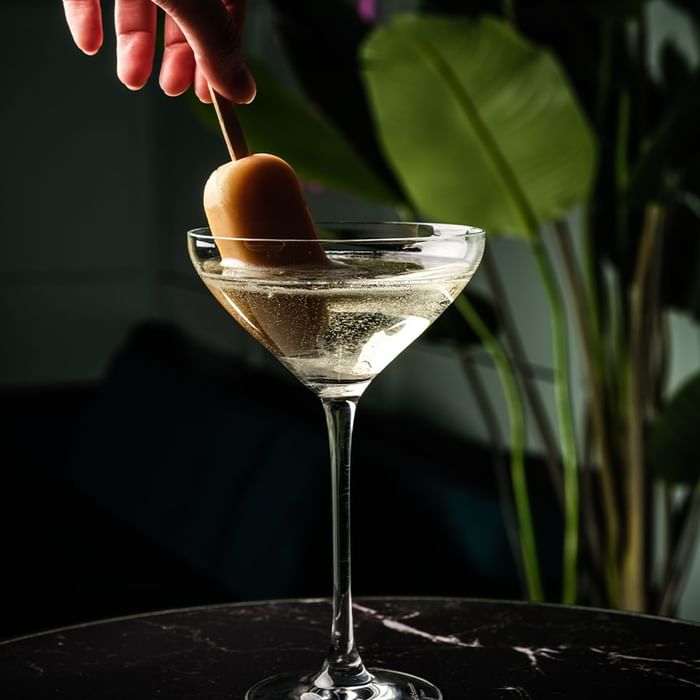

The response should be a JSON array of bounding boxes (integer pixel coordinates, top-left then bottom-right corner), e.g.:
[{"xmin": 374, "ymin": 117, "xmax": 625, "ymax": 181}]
[{"xmin": 187, "ymin": 222, "xmax": 485, "ymax": 700}]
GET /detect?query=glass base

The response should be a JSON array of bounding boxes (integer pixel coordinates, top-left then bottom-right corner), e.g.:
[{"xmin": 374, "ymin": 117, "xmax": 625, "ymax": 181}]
[{"xmin": 245, "ymin": 669, "xmax": 442, "ymax": 700}]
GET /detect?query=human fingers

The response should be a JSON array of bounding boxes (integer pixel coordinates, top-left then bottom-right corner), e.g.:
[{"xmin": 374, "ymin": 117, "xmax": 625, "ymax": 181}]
[
  {"xmin": 194, "ymin": 64, "xmax": 213, "ymax": 104},
  {"xmin": 115, "ymin": 0, "xmax": 157, "ymax": 90},
  {"xmin": 159, "ymin": 15, "xmax": 196, "ymax": 96},
  {"xmin": 63, "ymin": 0, "xmax": 104, "ymax": 55},
  {"xmin": 153, "ymin": 0, "xmax": 255, "ymax": 104}
]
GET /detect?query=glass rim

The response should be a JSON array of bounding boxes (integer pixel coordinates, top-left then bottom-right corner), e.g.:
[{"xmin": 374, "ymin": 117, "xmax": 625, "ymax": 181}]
[{"xmin": 187, "ymin": 221, "xmax": 485, "ymax": 244}]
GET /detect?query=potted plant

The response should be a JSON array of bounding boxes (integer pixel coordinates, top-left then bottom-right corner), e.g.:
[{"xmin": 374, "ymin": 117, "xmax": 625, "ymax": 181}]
[{"xmin": 194, "ymin": 0, "xmax": 700, "ymax": 615}]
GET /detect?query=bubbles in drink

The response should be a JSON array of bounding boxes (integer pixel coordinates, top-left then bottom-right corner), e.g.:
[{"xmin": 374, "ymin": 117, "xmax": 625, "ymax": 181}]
[{"xmin": 201, "ymin": 252, "xmax": 477, "ymax": 397}]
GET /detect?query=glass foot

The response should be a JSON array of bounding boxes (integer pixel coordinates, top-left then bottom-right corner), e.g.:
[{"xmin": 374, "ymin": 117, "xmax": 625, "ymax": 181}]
[{"xmin": 245, "ymin": 669, "xmax": 442, "ymax": 700}]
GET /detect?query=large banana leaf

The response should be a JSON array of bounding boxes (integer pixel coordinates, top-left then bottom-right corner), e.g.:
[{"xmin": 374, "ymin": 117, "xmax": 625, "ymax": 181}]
[
  {"xmin": 361, "ymin": 15, "xmax": 596, "ymax": 237},
  {"xmin": 191, "ymin": 58, "xmax": 399, "ymax": 205}
]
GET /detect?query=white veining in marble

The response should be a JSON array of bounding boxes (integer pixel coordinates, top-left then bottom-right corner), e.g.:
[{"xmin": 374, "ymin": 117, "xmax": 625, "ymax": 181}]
[
  {"xmin": 498, "ymin": 687, "xmax": 533, "ymax": 699},
  {"xmin": 26, "ymin": 661, "xmax": 45, "ymax": 677},
  {"xmin": 512, "ymin": 647, "xmax": 562, "ymax": 672},
  {"xmin": 606, "ymin": 651, "xmax": 700, "ymax": 668},
  {"xmin": 352, "ymin": 603, "xmax": 481, "ymax": 648},
  {"xmin": 589, "ymin": 647, "xmax": 700, "ymax": 688}
]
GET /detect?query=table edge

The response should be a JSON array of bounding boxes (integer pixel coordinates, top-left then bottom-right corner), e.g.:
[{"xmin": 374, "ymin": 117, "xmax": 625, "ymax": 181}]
[{"xmin": 2, "ymin": 595, "xmax": 698, "ymax": 646}]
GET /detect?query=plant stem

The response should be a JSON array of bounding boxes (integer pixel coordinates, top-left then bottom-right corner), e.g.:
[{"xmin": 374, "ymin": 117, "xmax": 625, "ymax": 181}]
[
  {"xmin": 643, "ymin": 208, "xmax": 666, "ymax": 594},
  {"xmin": 580, "ymin": 410, "xmax": 605, "ymax": 600},
  {"xmin": 455, "ymin": 295, "xmax": 543, "ymax": 601},
  {"xmin": 416, "ymin": 31, "xmax": 580, "ymax": 604},
  {"xmin": 588, "ymin": 20, "xmax": 611, "ymax": 323},
  {"xmin": 554, "ymin": 220, "xmax": 620, "ymax": 605},
  {"xmin": 643, "ymin": 217, "xmax": 666, "ymax": 418},
  {"xmin": 460, "ymin": 349, "xmax": 527, "ymax": 593},
  {"xmin": 660, "ymin": 483, "xmax": 674, "ymax": 611},
  {"xmin": 529, "ymin": 237, "xmax": 580, "ymax": 604},
  {"xmin": 602, "ymin": 263, "xmax": 626, "ymax": 457},
  {"xmin": 622, "ymin": 204, "xmax": 664, "ymax": 612},
  {"xmin": 581, "ymin": 205, "xmax": 603, "ymax": 364},
  {"xmin": 482, "ymin": 254, "xmax": 565, "ymax": 507}
]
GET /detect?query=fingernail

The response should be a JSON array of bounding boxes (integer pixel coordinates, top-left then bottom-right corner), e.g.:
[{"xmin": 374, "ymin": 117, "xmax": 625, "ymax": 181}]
[{"xmin": 233, "ymin": 64, "xmax": 256, "ymax": 104}]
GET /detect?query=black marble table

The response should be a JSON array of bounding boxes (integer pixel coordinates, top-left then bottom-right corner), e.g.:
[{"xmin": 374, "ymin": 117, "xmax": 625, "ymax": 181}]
[{"xmin": 1, "ymin": 598, "xmax": 699, "ymax": 698}]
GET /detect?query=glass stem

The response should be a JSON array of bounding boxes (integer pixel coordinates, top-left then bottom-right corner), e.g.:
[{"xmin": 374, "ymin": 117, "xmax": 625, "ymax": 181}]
[{"xmin": 315, "ymin": 398, "xmax": 372, "ymax": 689}]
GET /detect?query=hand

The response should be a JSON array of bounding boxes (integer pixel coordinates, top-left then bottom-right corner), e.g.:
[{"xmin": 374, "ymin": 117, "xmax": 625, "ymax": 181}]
[{"xmin": 62, "ymin": 0, "xmax": 256, "ymax": 104}]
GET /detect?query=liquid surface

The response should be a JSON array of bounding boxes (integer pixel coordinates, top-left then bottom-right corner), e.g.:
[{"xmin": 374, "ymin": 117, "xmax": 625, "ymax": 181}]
[{"xmin": 200, "ymin": 252, "xmax": 476, "ymax": 398}]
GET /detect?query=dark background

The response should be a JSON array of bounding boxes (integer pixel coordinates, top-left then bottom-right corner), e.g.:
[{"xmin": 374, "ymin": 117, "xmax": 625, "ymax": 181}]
[
  {"xmin": 3, "ymin": 320, "xmax": 555, "ymax": 639},
  {"xmin": 0, "ymin": 0, "xmax": 536, "ymax": 641}
]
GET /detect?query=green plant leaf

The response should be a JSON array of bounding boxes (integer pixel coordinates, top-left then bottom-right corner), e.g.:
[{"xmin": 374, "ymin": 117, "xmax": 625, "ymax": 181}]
[
  {"xmin": 191, "ymin": 57, "xmax": 400, "ymax": 205},
  {"xmin": 650, "ymin": 372, "xmax": 700, "ymax": 484},
  {"xmin": 361, "ymin": 14, "xmax": 597, "ymax": 238}
]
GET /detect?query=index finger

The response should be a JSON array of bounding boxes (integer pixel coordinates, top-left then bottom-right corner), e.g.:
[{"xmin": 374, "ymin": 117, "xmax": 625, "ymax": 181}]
[
  {"xmin": 153, "ymin": 0, "xmax": 255, "ymax": 103},
  {"xmin": 63, "ymin": 0, "xmax": 104, "ymax": 55}
]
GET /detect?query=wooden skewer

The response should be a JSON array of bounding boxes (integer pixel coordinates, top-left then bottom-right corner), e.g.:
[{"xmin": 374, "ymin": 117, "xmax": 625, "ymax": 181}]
[{"xmin": 209, "ymin": 87, "xmax": 249, "ymax": 161}]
